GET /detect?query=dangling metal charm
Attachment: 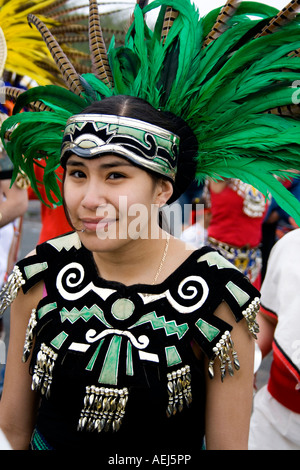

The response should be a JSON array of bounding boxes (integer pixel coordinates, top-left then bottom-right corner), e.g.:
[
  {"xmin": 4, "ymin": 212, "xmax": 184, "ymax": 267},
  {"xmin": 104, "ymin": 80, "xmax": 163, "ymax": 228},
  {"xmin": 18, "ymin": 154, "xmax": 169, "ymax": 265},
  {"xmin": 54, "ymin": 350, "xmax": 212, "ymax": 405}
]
[
  {"xmin": 208, "ymin": 331, "xmax": 240, "ymax": 381},
  {"xmin": 31, "ymin": 343, "xmax": 57, "ymax": 398},
  {"xmin": 242, "ymin": 297, "xmax": 260, "ymax": 338},
  {"xmin": 22, "ymin": 308, "xmax": 37, "ymax": 363},
  {"xmin": 225, "ymin": 330, "xmax": 240, "ymax": 372},
  {"xmin": 78, "ymin": 386, "xmax": 129, "ymax": 433},
  {"xmin": 166, "ymin": 365, "xmax": 192, "ymax": 418},
  {"xmin": 0, "ymin": 265, "xmax": 25, "ymax": 316}
]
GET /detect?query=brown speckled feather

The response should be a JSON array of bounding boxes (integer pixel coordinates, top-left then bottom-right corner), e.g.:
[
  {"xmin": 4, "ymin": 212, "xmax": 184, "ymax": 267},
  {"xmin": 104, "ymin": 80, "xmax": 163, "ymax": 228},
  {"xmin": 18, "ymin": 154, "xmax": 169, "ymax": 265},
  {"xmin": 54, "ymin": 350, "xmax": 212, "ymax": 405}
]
[
  {"xmin": 35, "ymin": 0, "xmax": 70, "ymax": 16},
  {"xmin": 289, "ymin": 47, "xmax": 300, "ymax": 56},
  {"xmin": 27, "ymin": 14, "xmax": 85, "ymax": 96},
  {"xmin": 4, "ymin": 86, "xmax": 22, "ymax": 104},
  {"xmin": 202, "ymin": 0, "xmax": 240, "ymax": 48},
  {"xmin": 4, "ymin": 86, "xmax": 52, "ymax": 113},
  {"xmin": 161, "ymin": 7, "xmax": 179, "ymax": 44},
  {"xmin": 255, "ymin": 0, "xmax": 300, "ymax": 37},
  {"xmin": 265, "ymin": 104, "xmax": 300, "ymax": 118},
  {"xmin": 89, "ymin": 0, "xmax": 113, "ymax": 86}
]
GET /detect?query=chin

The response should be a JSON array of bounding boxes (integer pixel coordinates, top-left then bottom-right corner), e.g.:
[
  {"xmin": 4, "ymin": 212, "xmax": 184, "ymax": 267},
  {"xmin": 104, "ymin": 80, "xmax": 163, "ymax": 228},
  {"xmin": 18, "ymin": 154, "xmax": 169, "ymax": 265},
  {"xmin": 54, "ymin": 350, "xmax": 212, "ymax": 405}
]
[{"xmin": 78, "ymin": 230, "xmax": 129, "ymax": 253}]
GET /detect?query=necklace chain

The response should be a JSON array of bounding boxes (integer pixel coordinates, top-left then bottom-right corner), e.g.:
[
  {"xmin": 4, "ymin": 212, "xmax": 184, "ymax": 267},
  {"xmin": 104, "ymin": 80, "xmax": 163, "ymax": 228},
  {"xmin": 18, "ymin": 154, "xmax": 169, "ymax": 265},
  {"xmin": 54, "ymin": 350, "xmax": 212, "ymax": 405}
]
[{"xmin": 152, "ymin": 235, "xmax": 170, "ymax": 285}]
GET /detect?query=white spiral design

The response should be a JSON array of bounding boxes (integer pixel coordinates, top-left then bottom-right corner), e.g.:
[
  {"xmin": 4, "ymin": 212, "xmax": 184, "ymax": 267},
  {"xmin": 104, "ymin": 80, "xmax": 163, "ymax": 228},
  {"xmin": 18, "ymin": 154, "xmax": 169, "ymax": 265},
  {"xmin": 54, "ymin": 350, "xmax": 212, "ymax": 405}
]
[
  {"xmin": 56, "ymin": 262, "xmax": 116, "ymax": 300},
  {"xmin": 165, "ymin": 275, "xmax": 209, "ymax": 313}
]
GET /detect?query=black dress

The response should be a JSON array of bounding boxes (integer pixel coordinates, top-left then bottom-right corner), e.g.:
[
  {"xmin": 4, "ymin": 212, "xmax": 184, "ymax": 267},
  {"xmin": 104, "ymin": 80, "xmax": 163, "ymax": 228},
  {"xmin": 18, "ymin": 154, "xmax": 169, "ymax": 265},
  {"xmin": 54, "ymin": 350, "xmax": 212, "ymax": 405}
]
[{"xmin": 8, "ymin": 231, "xmax": 260, "ymax": 451}]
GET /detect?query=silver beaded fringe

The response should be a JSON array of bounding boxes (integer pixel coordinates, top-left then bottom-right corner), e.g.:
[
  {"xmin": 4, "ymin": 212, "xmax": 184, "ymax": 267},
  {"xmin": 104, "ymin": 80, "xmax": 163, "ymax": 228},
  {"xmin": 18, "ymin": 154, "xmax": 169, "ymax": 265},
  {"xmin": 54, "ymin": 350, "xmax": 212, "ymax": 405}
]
[
  {"xmin": 78, "ymin": 386, "xmax": 129, "ymax": 433},
  {"xmin": 208, "ymin": 330, "xmax": 240, "ymax": 382},
  {"xmin": 31, "ymin": 343, "xmax": 58, "ymax": 399},
  {"xmin": 0, "ymin": 265, "xmax": 25, "ymax": 316},
  {"xmin": 166, "ymin": 365, "xmax": 192, "ymax": 417},
  {"xmin": 22, "ymin": 308, "xmax": 37, "ymax": 363},
  {"xmin": 242, "ymin": 297, "xmax": 260, "ymax": 339}
]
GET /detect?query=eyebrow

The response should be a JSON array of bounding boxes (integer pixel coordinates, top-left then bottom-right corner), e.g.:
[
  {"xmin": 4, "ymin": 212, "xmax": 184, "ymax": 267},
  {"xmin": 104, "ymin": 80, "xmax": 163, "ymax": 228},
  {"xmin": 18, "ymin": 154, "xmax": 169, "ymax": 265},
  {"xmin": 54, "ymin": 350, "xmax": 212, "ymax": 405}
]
[{"xmin": 66, "ymin": 158, "xmax": 133, "ymax": 169}]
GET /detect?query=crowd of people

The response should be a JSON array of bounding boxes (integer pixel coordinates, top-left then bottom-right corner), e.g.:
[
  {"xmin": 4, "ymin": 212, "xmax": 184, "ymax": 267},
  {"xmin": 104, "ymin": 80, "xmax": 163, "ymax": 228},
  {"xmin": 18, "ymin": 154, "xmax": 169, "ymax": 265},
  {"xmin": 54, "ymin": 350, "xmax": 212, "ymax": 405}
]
[{"xmin": 0, "ymin": 0, "xmax": 299, "ymax": 454}]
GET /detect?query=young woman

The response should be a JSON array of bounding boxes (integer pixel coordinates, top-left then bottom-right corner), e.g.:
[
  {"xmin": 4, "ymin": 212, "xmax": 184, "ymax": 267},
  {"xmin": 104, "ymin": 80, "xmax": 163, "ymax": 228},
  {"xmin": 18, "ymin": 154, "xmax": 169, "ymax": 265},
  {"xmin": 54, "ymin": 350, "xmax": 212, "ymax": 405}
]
[
  {"xmin": 1, "ymin": 0, "xmax": 300, "ymax": 453},
  {"xmin": 0, "ymin": 96, "xmax": 259, "ymax": 451}
]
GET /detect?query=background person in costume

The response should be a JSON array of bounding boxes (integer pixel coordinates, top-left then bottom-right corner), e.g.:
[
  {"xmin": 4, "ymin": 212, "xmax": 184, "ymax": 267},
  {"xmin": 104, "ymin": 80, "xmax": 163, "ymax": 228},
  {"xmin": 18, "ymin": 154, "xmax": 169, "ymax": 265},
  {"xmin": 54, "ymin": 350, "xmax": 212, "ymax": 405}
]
[
  {"xmin": 249, "ymin": 228, "xmax": 300, "ymax": 450},
  {"xmin": 1, "ymin": 0, "xmax": 300, "ymax": 452},
  {"xmin": 203, "ymin": 179, "xmax": 268, "ymax": 289}
]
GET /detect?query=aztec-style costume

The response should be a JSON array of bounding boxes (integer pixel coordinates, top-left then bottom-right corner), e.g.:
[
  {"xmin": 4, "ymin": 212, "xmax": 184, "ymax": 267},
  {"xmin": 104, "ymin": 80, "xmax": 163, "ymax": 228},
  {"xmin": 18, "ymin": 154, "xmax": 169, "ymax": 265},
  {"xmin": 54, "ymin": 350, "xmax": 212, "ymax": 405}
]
[
  {"xmin": 203, "ymin": 179, "xmax": 268, "ymax": 288},
  {"xmin": 2, "ymin": 231, "xmax": 259, "ymax": 450},
  {"xmin": 1, "ymin": 0, "xmax": 300, "ymax": 451}
]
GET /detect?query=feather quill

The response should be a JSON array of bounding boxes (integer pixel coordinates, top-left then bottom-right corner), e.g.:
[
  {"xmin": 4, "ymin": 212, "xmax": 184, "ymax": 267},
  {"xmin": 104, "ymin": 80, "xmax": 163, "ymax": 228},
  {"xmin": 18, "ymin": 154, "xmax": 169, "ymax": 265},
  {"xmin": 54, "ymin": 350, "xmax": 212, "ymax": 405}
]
[
  {"xmin": 255, "ymin": 0, "xmax": 300, "ymax": 37},
  {"xmin": 88, "ymin": 0, "xmax": 114, "ymax": 87},
  {"xmin": 35, "ymin": 0, "xmax": 70, "ymax": 16},
  {"xmin": 202, "ymin": 0, "xmax": 240, "ymax": 48},
  {"xmin": 27, "ymin": 14, "xmax": 85, "ymax": 96},
  {"xmin": 161, "ymin": 7, "xmax": 179, "ymax": 44},
  {"xmin": 266, "ymin": 104, "xmax": 300, "ymax": 117},
  {"xmin": 12, "ymin": 85, "xmax": 89, "ymax": 115},
  {"xmin": 3, "ymin": 86, "xmax": 53, "ymax": 114}
]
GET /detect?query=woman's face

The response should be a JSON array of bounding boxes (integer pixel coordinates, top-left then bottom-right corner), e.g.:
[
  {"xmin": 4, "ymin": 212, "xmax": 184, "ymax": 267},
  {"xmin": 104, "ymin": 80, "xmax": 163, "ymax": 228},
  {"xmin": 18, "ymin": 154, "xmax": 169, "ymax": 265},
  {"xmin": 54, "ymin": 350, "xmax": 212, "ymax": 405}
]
[{"xmin": 64, "ymin": 154, "xmax": 173, "ymax": 252}]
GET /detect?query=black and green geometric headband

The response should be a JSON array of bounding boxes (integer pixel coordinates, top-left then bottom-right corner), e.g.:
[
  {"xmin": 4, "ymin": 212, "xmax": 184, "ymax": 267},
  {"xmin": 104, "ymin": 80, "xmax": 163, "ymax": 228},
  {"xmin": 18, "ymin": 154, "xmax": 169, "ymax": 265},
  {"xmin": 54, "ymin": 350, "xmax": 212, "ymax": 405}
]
[{"xmin": 61, "ymin": 114, "xmax": 179, "ymax": 181}]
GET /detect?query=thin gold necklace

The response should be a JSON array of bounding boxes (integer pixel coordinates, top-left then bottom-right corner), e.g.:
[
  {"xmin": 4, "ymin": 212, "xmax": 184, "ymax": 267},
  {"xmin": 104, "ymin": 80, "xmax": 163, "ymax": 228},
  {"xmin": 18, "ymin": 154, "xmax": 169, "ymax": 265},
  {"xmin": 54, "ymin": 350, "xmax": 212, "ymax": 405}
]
[{"xmin": 152, "ymin": 234, "xmax": 170, "ymax": 285}]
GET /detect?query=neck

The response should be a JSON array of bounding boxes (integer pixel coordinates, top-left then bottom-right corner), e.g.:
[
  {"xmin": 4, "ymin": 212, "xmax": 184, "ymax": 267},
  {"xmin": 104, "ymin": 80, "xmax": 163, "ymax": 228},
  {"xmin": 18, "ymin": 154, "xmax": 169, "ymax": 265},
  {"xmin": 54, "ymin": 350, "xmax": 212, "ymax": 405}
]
[{"xmin": 92, "ymin": 230, "xmax": 170, "ymax": 286}]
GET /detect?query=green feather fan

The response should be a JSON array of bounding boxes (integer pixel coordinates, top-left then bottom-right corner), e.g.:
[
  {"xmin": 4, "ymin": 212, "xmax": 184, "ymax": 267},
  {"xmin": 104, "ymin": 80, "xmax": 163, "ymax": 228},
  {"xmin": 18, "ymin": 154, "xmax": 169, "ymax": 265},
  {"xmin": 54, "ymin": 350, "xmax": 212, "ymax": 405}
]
[{"xmin": 2, "ymin": 0, "xmax": 300, "ymax": 224}]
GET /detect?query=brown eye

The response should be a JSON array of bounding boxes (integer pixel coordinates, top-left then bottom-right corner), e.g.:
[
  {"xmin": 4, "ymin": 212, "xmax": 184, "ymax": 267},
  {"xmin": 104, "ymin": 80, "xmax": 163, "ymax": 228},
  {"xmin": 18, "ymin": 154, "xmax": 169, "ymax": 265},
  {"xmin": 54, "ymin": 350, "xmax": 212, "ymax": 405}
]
[
  {"xmin": 108, "ymin": 172, "xmax": 124, "ymax": 180},
  {"xmin": 69, "ymin": 170, "xmax": 86, "ymax": 178}
]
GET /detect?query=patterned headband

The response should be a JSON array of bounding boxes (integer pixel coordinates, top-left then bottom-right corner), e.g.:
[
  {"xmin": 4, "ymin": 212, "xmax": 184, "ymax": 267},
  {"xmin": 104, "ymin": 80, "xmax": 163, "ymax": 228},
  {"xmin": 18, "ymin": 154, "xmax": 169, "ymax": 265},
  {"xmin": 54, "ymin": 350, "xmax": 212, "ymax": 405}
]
[{"xmin": 61, "ymin": 114, "xmax": 180, "ymax": 182}]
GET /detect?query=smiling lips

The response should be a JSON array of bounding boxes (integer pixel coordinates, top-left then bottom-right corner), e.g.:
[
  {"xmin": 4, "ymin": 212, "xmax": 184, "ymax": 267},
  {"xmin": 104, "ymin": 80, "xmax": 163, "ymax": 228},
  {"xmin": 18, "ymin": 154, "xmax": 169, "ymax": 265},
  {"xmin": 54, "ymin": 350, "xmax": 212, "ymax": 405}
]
[{"xmin": 81, "ymin": 217, "xmax": 117, "ymax": 231}]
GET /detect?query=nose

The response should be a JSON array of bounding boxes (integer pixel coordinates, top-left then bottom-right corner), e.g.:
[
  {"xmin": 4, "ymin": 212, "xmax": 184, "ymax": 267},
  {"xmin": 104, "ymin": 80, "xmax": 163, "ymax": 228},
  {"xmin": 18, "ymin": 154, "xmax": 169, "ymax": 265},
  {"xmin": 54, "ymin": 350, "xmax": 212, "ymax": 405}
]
[{"xmin": 81, "ymin": 179, "xmax": 107, "ymax": 211}]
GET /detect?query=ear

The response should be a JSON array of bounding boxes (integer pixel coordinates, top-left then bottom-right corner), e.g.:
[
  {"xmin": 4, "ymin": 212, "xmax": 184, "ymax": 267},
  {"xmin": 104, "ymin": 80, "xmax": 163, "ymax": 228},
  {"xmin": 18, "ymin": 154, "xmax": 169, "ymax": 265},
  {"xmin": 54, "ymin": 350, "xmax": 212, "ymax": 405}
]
[{"xmin": 154, "ymin": 178, "xmax": 174, "ymax": 206}]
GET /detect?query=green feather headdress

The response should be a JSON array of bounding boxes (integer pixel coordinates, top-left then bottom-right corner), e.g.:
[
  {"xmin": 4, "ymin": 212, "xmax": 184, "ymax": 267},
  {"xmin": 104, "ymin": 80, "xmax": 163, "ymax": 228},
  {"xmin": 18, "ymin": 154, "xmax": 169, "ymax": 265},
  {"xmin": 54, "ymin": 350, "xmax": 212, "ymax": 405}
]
[{"xmin": 2, "ymin": 0, "xmax": 300, "ymax": 222}]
